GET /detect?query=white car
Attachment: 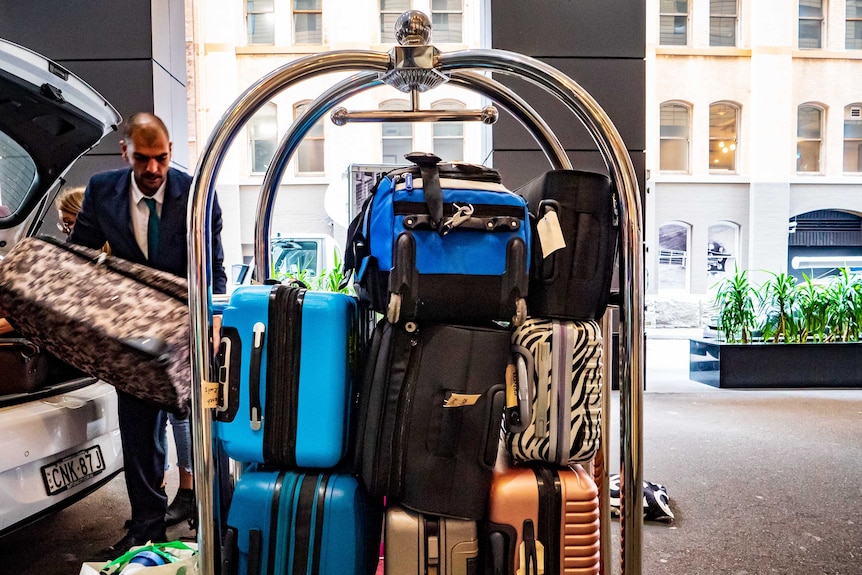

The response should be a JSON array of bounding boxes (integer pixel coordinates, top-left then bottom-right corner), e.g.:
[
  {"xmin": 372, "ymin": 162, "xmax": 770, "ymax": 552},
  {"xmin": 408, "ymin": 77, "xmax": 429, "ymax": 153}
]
[{"xmin": 0, "ymin": 38, "xmax": 123, "ymax": 536}]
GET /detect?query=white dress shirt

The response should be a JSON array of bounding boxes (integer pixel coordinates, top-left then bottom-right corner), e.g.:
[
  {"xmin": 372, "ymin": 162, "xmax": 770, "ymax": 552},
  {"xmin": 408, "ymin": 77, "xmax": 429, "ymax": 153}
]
[{"xmin": 129, "ymin": 172, "xmax": 167, "ymax": 259}]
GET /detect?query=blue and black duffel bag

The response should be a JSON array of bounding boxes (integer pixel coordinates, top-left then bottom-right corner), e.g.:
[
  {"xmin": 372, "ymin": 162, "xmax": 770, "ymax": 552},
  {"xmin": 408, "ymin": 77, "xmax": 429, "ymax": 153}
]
[{"xmin": 344, "ymin": 152, "xmax": 530, "ymax": 326}]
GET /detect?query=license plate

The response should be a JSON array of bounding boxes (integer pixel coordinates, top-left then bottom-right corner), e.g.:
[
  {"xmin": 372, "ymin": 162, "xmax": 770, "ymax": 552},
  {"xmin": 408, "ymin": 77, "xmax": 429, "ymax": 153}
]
[{"xmin": 41, "ymin": 445, "xmax": 106, "ymax": 496}]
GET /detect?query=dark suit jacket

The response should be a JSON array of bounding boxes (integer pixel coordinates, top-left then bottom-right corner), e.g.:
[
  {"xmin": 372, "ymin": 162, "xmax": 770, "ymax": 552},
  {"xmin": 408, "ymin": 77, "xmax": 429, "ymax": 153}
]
[{"xmin": 70, "ymin": 167, "xmax": 228, "ymax": 293}]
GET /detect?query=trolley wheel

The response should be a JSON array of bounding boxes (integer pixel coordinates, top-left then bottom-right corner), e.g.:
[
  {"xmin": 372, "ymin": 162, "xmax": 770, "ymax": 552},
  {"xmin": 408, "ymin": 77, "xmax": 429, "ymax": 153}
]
[
  {"xmin": 387, "ymin": 292, "xmax": 402, "ymax": 324},
  {"xmin": 512, "ymin": 297, "xmax": 528, "ymax": 326}
]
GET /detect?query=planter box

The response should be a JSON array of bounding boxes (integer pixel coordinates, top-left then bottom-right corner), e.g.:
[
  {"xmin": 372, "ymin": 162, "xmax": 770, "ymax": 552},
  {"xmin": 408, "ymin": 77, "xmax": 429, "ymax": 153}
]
[{"xmin": 689, "ymin": 338, "xmax": 862, "ymax": 388}]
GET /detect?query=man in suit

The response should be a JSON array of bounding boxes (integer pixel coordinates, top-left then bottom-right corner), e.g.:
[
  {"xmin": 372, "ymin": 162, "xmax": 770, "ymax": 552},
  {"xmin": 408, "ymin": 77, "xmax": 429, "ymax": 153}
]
[{"xmin": 71, "ymin": 112, "xmax": 227, "ymax": 556}]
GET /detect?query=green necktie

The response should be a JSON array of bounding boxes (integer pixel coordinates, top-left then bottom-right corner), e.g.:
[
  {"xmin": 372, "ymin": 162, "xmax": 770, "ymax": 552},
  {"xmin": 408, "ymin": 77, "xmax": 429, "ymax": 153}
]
[{"xmin": 143, "ymin": 197, "xmax": 159, "ymax": 259}]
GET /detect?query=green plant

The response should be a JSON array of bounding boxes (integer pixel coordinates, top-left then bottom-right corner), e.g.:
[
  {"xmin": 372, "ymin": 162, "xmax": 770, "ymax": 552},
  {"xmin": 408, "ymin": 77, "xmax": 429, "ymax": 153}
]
[
  {"xmin": 794, "ymin": 273, "xmax": 829, "ymax": 342},
  {"xmin": 758, "ymin": 271, "xmax": 799, "ymax": 343},
  {"xmin": 713, "ymin": 265, "xmax": 757, "ymax": 343},
  {"xmin": 823, "ymin": 268, "xmax": 861, "ymax": 342}
]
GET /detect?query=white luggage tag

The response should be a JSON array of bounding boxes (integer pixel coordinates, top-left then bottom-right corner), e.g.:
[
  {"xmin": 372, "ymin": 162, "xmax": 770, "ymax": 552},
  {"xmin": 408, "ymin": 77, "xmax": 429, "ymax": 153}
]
[{"xmin": 536, "ymin": 209, "xmax": 566, "ymax": 258}]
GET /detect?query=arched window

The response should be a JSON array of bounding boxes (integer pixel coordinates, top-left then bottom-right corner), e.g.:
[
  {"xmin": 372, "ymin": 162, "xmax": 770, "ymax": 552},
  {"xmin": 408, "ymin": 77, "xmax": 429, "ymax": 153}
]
[
  {"xmin": 380, "ymin": 99, "xmax": 413, "ymax": 164},
  {"xmin": 707, "ymin": 222, "xmax": 739, "ymax": 287},
  {"xmin": 659, "ymin": 102, "xmax": 690, "ymax": 172},
  {"xmin": 797, "ymin": 104, "xmax": 824, "ymax": 173},
  {"xmin": 844, "ymin": 103, "xmax": 862, "ymax": 173},
  {"xmin": 249, "ymin": 102, "xmax": 277, "ymax": 174},
  {"xmin": 658, "ymin": 222, "xmax": 690, "ymax": 291},
  {"xmin": 431, "ymin": 99, "xmax": 465, "ymax": 161},
  {"xmin": 709, "ymin": 102, "xmax": 739, "ymax": 172},
  {"xmin": 294, "ymin": 101, "xmax": 324, "ymax": 174}
]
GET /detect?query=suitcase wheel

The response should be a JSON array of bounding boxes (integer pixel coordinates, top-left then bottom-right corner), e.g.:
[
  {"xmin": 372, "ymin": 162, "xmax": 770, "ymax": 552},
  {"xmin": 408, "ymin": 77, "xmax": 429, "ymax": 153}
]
[
  {"xmin": 387, "ymin": 292, "xmax": 402, "ymax": 324},
  {"xmin": 512, "ymin": 297, "xmax": 528, "ymax": 327}
]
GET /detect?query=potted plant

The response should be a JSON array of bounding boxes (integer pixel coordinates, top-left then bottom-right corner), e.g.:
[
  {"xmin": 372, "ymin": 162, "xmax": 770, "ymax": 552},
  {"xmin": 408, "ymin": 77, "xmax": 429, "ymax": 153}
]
[{"xmin": 690, "ymin": 267, "xmax": 862, "ymax": 388}]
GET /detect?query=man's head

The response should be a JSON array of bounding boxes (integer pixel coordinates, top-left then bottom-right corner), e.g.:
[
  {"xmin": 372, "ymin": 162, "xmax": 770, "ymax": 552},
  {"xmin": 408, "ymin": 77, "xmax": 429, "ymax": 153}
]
[{"xmin": 120, "ymin": 113, "xmax": 172, "ymax": 197}]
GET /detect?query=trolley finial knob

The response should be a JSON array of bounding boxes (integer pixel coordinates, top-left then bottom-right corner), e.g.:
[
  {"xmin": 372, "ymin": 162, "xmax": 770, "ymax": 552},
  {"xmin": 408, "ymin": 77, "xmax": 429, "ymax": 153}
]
[{"xmin": 395, "ymin": 10, "xmax": 432, "ymax": 46}]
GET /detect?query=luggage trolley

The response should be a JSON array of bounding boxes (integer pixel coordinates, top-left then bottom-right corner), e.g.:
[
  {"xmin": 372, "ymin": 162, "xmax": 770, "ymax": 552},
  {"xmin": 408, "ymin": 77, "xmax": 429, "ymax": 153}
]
[{"xmin": 188, "ymin": 10, "xmax": 644, "ymax": 575}]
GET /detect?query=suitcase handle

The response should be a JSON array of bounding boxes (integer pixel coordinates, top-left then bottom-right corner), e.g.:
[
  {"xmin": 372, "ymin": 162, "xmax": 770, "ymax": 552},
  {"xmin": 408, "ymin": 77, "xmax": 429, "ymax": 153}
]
[
  {"xmin": 405, "ymin": 152, "xmax": 444, "ymax": 231},
  {"xmin": 249, "ymin": 322, "xmax": 266, "ymax": 431}
]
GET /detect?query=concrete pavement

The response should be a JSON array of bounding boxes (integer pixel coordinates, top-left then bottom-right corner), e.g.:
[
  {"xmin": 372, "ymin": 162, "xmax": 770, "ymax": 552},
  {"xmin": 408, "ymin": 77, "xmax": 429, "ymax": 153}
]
[{"xmin": 2, "ymin": 330, "xmax": 860, "ymax": 574}]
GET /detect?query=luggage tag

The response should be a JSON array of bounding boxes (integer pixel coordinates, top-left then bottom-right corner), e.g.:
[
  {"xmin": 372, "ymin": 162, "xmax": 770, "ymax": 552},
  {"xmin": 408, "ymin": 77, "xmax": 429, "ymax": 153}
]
[{"xmin": 536, "ymin": 209, "xmax": 566, "ymax": 259}]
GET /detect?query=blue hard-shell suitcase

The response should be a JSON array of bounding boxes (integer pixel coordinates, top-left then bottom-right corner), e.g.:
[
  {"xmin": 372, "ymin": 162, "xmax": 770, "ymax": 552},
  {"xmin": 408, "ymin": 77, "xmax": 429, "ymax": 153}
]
[
  {"xmin": 223, "ymin": 468, "xmax": 381, "ymax": 575},
  {"xmin": 215, "ymin": 283, "xmax": 357, "ymax": 468},
  {"xmin": 345, "ymin": 152, "xmax": 530, "ymax": 326}
]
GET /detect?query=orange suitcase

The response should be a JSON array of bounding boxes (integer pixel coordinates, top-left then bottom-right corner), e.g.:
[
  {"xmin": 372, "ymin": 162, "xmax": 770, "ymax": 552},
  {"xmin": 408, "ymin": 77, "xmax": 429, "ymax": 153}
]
[{"xmin": 485, "ymin": 463, "xmax": 600, "ymax": 575}]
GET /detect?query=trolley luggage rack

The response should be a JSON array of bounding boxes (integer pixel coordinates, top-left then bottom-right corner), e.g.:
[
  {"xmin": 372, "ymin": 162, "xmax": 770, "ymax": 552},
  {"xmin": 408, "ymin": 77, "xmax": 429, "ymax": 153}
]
[{"xmin": 190, "ymin": 9, "xmax": 644, "ymax": 575}]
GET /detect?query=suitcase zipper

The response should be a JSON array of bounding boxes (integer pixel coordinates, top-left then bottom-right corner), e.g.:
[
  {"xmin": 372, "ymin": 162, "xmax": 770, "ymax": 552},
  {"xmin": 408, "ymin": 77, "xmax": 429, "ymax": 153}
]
[
  {"xmin": 390, "ymin": 326, "xmax": 421, "ymax": 496},
  {"xmin": 265, "ymin": 285, "xmax": 304, "ymax": 467},
  {"xmin": 555, "ymin": 322, "xmax": 575, "ymax": 465}
]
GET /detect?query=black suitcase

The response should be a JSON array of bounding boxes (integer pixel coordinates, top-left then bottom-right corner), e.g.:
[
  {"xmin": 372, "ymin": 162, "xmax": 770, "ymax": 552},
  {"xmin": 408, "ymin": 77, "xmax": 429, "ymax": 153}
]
[
  {"xmin": 514, "ymin": 170, "xmax": 619, "ymax": 321},
  {"xmin": 352, "ymin": 320, "xmax": 508, "ymax": 520}
]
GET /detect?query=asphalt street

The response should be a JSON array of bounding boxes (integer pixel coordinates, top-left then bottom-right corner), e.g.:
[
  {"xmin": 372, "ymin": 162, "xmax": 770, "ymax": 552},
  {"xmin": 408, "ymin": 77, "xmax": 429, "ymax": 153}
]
[{"xmin": 2, "ymin": 334, "xmax": 861, "ymax": 575}]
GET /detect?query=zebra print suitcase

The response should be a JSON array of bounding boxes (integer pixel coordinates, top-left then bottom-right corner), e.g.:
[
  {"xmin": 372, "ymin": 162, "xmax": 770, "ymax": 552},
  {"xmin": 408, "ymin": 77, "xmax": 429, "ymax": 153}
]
[{"xmin": 504, "ymin": 318, "xmax": 602, "ymax": 466}]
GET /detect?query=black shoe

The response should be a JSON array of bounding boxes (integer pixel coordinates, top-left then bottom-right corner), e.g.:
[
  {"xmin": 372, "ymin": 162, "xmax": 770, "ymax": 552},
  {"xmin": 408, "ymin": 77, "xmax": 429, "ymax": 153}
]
[
  {"xmin": 165, "ymin": 488, "xmax": 196, "ymax": 526},
  {"xmin": 94, "ymin": 531, "xmax": 165, "ymax": 562}
]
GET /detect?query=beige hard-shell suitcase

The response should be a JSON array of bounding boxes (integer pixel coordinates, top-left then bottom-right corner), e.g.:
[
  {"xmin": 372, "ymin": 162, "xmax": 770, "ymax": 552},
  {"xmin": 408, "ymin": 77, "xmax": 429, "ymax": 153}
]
[{"xmin": 384, "ymin": 505, "xmax": 479, "ymax": 575}]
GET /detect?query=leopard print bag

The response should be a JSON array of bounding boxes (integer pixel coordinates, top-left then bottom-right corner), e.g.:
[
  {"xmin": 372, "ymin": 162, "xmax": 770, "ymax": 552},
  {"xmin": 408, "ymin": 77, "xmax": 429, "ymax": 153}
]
[{"xmin": 0, "ymin": 236, "xmax": 191, "ymax": 412}]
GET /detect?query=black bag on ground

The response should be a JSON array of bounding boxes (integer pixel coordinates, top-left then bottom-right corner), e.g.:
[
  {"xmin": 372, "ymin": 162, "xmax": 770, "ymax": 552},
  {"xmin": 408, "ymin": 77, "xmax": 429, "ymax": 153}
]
[
  {"xmin": 352, "ymin": 319, "xmax": 509, "ymax": 520},
  {"xmin": 515, "ymin": 170, "xmax": 619, "ymax": 321}
]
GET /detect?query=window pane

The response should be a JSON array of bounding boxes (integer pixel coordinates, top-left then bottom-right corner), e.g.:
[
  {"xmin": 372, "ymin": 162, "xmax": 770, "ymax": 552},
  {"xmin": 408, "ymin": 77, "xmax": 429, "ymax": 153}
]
[
  {"xmin": 660, "ymin": 0, "xmax": 687, "ymax": 11},
  {"xmin": 432, "ymin": 12, "xmax": 462, "ymax": 43},
  {"xmin": 433, "ymin": 0, "xmax": 461, "ymax": 9},
  {"xmin": 797, "ymin": 141, "xmax": 821, "ymax": 172},
  {"xmin": 710, "ymin": 16, "xmax": 736, "ymax": 46},
  {"xmin": 797, "ymin": 107, "xmax": 822, "ymax": 138},
  {"xmin": 708, "ymin": 224, "xmax": 737, "ymax": 286},
  {"xmin": 294, "ymin": 14, "xmax": 322, "ymax": 43},
  {"xmin": 253, "ymin": 140, "xmax": 276, "ymax": 173},
  {"xmin": 381, "ymin": 0, "xmax": 410, "ymax": 9},
  {"xmin": 849, "ymin": 0, "xmax": 862, "ymax": 17},
  {"xmin": 711, "ymin": 0, "xmax": 736, "ymax": 15},
  {"xmin": 298, "ymin": 139, "xmax": 324, "ymax": 172},
  {"xmin": 660, "ymin": 105, "xmax": 689, "ymax": 136},
  {"xmin": 660, "ymin": 16, "xmax": 687, "ymax": 45},
  {"xmin": 848, "ymin": 22, "xmax": 862, "ymax": 49},
  {"xmin": 247, "ymin": 0, "xmax": 275, "ymax": 44},
  {"xmin": 383, "ymin": 122, "xmax": 412, "ymax": 137},
  {"xmin": 433, "ymin": 138, "xmax": 463, "ymax": 162},
  {"xmin": 799, "ymin": 0, "xmax": 822, "ymax": 18},
  {"xmin": 660, "ymin": 140, "xmax": 688, "ymax": 171},
  {"xmin": 434, "ymin": 122, "xmax": 464, "ymax": 138},
  {"xmin": 658, "ymin": 224, "xmax": 689, "ymax": 291},
  {"xmin": 382, "ymin": 139, "xmax": 412, "ymax": 165},
  {"xmin": 248, "ymin": 13, "xmax": 275, "ymax": 43},
  {"xmin": 0, "ymin": 132, "xmax": 36, "ymax": 214},
  {"xmin": 845, "ymin": 119, "xmax": 862, "ymax": 139},
  {"xmin": 844, "ymin": 141, "xmax": 862, "ymax": 172},
  {"xmin": 799, "ymin": 20, "xmax": 822, "ymax": 49},
  {"xmin": 294, "ymin": 0, "xmax": 319, "ymax": 9}
]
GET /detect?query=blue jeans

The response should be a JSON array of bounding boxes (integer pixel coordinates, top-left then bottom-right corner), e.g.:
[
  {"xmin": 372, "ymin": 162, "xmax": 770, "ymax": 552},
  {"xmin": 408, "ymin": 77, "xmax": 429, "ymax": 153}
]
[{"xmin": 159, "ymin": 410, "xmax": 193, "ymax": 474}]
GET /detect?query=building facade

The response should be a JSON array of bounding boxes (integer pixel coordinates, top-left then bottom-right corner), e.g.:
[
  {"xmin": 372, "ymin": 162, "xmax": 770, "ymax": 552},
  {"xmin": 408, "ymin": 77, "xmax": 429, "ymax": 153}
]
[{"xmin": 646, "ymin": 0, "xmax": 862, "ymax": 324}]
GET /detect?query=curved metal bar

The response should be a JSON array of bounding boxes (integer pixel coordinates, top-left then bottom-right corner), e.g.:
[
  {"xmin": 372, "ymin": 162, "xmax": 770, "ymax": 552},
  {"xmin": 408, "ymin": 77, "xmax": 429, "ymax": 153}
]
[
  {"xmin": 187, "ymin": 51, "xmax": 390, "ymax": 575},
  {"xmin": 255, "ymin": 70, "xmax": 568, "ymax": 278},
  {"xmin": 439, "ymin": 48, "xmax": 645, "ymax": 574},
  {"xmin": 255, "ymin": 72, "xmax": 383, "ymax": 280},
  {"xmin": 189, "ymin": 47, "xmax": 643, "ymax": 575},
  {"xmin": 447, "ymin": 71, "xmax": 570, "ymax": 171}
]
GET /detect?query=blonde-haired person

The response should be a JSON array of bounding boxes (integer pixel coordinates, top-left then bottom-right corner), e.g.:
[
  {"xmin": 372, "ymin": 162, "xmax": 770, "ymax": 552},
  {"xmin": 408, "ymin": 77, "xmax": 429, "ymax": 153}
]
[{"xmin": 55, "ymin": 185, "xmax": 85, "ymax": 235}]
